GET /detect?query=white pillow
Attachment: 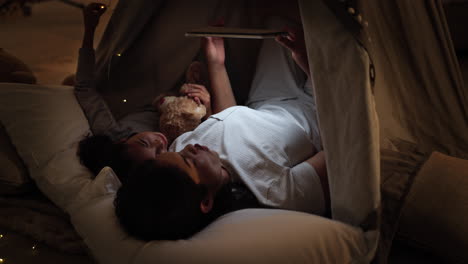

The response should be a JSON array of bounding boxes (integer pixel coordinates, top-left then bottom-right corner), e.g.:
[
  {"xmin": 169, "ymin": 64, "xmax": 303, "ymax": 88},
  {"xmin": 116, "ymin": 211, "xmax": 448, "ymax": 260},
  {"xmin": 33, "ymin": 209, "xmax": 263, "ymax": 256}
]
[
  {"xmin": 0, "ymin": 83, "xmax": 93, "ymax": 210},
  {"xmin": 70, "ymin": 167, "xmax": 369, "ymax": 264}
]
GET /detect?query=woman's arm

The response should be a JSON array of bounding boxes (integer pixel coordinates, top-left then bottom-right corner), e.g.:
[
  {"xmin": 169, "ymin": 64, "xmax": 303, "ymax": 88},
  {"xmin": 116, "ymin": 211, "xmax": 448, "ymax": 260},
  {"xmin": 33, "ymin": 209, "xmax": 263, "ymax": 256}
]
[
  {"xmin": 76, "ymin": 3, "xmax": 107, "ymax": 87},
  {"xmin": 275, "ymin": 26, "xmax": 310, "ymax": 77},
  {"xmin": 81, "ymin": 3, "xmax": 106, "ymax": 49},
  {"xmin": 305, "ymin": 151, "xmax": 330, "ymax": 216},
  {"xmin": 203, "ymin": 37, "xmax": 236, "ymax": 114}
]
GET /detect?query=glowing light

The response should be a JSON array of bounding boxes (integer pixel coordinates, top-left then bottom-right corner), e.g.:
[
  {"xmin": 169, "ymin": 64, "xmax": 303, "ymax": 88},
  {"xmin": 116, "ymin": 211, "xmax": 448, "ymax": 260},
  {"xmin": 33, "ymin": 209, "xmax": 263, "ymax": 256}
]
[
  {"xmin": 32, "ymin": 244, "xmax": 37, "ymax": 250},
  {"xmin": 116, "ymin": 53, "xmax": 121, "ymax": 57},
  {"xmin": 356, "ymin": 15, "xmax": 362, "ymax": 23},
  {"xmin": 100, "ymin": 5, "xmax": 105, "ymax": 9},
  {"xmin": 0, "ymin": 234, "xmax": 3, "ymax": 238},
  {"xmin": 122, "ymin": 99, "xmax": 127, "ymax": 103},
  {"xmin": 0, "ymin": 258, "xmax": 4, "ymax": 263}
]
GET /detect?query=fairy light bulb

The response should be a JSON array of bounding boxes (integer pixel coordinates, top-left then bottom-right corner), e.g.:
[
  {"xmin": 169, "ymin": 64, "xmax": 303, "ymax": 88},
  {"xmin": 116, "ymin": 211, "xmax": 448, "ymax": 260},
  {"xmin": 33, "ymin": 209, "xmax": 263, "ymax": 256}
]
[
  {"xmin": 0, "ymin": 258, "xmax": 4, "ymax": 263},
  {"xmin": 30, "ymin": 243, "xmax": 39, "ymax": 256}
]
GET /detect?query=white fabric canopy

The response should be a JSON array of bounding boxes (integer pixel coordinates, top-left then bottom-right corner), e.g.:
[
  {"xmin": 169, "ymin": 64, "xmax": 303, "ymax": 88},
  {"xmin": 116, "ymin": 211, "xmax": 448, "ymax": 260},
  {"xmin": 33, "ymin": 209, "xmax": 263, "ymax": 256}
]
[
  {"xmin": 360, "ymin": 0, "xmax": 468, "ymax": 157},
  {"xmin": 299, "ymin": 1, "xmax": 380, "ymax": 262}
]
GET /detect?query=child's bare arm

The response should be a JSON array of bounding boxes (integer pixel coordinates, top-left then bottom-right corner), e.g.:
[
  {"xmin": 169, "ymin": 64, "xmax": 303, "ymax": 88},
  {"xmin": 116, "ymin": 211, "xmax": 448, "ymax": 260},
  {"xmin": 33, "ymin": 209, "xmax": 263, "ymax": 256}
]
[{"xmin": 203, "ymin": 36, "xmax": 236, "ymax": 114}]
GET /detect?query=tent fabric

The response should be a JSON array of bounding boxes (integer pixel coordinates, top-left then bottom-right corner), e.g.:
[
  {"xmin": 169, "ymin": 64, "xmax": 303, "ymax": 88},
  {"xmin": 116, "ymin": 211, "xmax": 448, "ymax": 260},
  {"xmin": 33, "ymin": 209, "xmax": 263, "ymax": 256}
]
[
  {"xmin": 94, "ymin": 0, "xmax": 221, "ymax": 119},
  {"xmin": 360, "ymin": 0, "xmax": 468, "ymax": 158},
  {"xmin": 299, "ymin": 0, "xmax": 380, "ymax": 262},
  {"xmin": 356, "ymin": 0, "xmax": 468, "ymax": 261},
  {"xmin": 94, "ymin": 0, "xmax": 262, "ymax": 119}
]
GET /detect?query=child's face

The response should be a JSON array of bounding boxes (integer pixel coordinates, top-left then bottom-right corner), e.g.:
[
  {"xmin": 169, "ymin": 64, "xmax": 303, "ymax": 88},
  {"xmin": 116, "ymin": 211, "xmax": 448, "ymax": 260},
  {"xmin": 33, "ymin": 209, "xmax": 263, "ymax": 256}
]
[{"xmin": 124, "ymin": 131, "xmax": 168, "ymax": 163}]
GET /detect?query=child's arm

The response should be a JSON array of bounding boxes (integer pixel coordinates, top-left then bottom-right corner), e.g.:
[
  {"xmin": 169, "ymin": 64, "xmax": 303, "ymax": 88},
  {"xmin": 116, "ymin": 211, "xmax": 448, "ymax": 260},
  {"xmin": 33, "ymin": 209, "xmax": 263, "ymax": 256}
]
[{"xmin": 203, "ymin": 36, "xmax": 236, "ymax": 114}]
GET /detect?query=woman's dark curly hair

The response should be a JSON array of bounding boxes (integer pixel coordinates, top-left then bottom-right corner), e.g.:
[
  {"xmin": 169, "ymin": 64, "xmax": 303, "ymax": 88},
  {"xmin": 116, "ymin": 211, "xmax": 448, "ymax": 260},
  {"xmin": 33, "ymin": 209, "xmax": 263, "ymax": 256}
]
[{"xmin": 77, "ymin": 134, "xmax": 135, "ymax": 182}]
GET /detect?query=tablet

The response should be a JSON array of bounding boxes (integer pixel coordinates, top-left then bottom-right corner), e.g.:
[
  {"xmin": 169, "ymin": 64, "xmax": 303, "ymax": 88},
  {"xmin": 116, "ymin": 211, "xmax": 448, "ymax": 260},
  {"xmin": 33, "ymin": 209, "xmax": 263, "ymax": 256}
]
[{"xmin": 185, "ymin": 26, "xmax": 288, "ymax": 39}]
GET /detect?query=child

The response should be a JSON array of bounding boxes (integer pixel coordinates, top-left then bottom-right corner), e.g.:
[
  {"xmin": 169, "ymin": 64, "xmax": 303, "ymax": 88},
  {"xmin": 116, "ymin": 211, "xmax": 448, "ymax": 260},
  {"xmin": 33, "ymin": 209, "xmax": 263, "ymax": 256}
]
[{"xmin": 75, "ymin": 3, "xmax": 211, "ymax": 179}]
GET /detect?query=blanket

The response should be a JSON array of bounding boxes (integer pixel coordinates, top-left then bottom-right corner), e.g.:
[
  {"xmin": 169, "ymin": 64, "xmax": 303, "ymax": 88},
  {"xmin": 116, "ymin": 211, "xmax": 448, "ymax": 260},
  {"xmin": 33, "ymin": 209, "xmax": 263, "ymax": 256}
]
[{"xmin": 0, "ymin": 191, "xmax": 86, "ymax": 255}]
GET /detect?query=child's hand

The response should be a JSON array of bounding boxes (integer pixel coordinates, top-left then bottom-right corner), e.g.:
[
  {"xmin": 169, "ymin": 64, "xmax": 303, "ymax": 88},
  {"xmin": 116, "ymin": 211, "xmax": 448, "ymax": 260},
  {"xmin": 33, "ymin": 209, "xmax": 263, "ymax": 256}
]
[
  {"xmin": 182, "ymin": 84, "xmax": 212, "ymax": 117},
  {"xmin": 203, "ymin": 37, "xmax": 225, "ymax": 67},
  {"xmin": 275, "ymin": 26, "xmax": 310, "ymax": 75},
  {"xmin": 202, "ymin": 18, "xmax": 225, "ymax": 67},
  {"xmin": 83, "ymin": 3, "xmax": 107, "ymax": 31}
]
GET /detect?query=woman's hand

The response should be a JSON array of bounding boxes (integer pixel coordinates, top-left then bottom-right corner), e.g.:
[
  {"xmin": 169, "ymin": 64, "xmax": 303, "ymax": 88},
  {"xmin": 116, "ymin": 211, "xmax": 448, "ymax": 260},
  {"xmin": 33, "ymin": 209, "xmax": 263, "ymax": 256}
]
[
  {"xmin": 83, "ymin": 3, "xmax": 107, "ymax": 31},
  {"xmin": 181, "ymin": 84, "xmax": 212, "ymax": 118},
  {"xmin": 275, "ymin": 26, "xmax": 310, "ymax": 76}
]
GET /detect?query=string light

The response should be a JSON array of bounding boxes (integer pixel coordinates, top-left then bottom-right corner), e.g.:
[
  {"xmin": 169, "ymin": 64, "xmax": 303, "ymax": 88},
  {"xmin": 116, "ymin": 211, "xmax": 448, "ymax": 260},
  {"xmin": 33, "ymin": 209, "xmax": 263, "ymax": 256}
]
[
  {"xmin": 31, "ymin": 243, "xmax": 39, "ymax": 256},
  {"xmin": 356, "ymin": 14, "xmax": 362, "ymax": 23},
  {"xmin": 0, "ymin": 258, "xmax": 4, "ymax": 263},
  {"xmin": 0, "ymin": 234, "xmax": 3, "ymax": 239},
  {"xmin": 122, "ymin": 99, "xmax": 127, "ymax": 103},
  {"xmin": 116, "ymin": 53, "xmax": 121, "ymax": 57}
]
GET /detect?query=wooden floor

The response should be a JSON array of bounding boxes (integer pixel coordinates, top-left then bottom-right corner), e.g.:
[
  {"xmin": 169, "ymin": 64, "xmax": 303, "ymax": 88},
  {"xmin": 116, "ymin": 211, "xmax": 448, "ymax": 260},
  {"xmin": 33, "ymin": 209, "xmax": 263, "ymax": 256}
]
[{"xmin": 0, "ymin": 0, "xmax": 114, "ymax": 85}]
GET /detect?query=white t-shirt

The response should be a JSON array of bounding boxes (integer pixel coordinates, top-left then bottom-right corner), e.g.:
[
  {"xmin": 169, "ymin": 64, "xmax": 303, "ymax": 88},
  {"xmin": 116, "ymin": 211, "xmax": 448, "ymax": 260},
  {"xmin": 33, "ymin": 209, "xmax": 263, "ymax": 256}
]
[{"xmin": 170, "ymin": 104, "xmax": 325, "ymax": 215}]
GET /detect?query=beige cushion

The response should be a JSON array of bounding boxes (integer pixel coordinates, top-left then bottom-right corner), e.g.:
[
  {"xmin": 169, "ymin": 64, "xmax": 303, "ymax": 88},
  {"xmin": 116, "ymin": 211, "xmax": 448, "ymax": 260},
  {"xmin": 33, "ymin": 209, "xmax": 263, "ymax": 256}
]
[
  {"xmin": 0, "ymin": 83, "xmax": 93, "ymax": 210},
  {"xmin": 0, "ymin": 123, "xmax": 32, "ymax": 195},
  {"xmin": 397, "ymin": 151, "xmax": 468, "ymax": 263}
]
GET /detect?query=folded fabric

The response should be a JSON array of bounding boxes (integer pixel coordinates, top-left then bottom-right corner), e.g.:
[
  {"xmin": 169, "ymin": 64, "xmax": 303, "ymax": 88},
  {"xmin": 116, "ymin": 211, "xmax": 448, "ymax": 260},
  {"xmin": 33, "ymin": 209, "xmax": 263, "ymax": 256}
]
[{"xmin": 398, "ymin": 151, "xmax": 468, "ymax": 264}]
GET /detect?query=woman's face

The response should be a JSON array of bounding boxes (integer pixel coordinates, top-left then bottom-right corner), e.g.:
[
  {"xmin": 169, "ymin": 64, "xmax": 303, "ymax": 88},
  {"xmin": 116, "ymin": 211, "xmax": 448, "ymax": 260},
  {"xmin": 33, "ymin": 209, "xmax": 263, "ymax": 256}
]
[
  {"xmin": 125, "ymin": 132, "xmax": 168, "ymax": 164},
  {"xmin": 155, "ymin": 144, "xmax": 227, "ymax": 192}
]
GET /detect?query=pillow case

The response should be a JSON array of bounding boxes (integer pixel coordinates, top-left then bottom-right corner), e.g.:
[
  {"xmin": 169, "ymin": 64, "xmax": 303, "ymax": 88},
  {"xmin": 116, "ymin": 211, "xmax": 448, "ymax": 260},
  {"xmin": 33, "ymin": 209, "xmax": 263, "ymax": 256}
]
[
  {"xmin": 397, "ymin": 151, "xmax": 468, "ymax": 264},
  {"xmin": 0, "ymin": 83, "xmax": 93, "ymax": 211},
  {"xmin": 0, "ymin": 123, "xmax": 32, "ymax": 195}
]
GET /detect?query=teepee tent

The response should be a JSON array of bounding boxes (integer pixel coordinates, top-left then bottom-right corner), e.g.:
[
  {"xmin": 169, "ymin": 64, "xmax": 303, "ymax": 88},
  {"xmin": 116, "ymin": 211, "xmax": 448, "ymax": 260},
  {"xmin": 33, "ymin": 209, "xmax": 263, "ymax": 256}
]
[{"xmin": 89, "ymin": 0, "xmax": 467, "ymax": 262}]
